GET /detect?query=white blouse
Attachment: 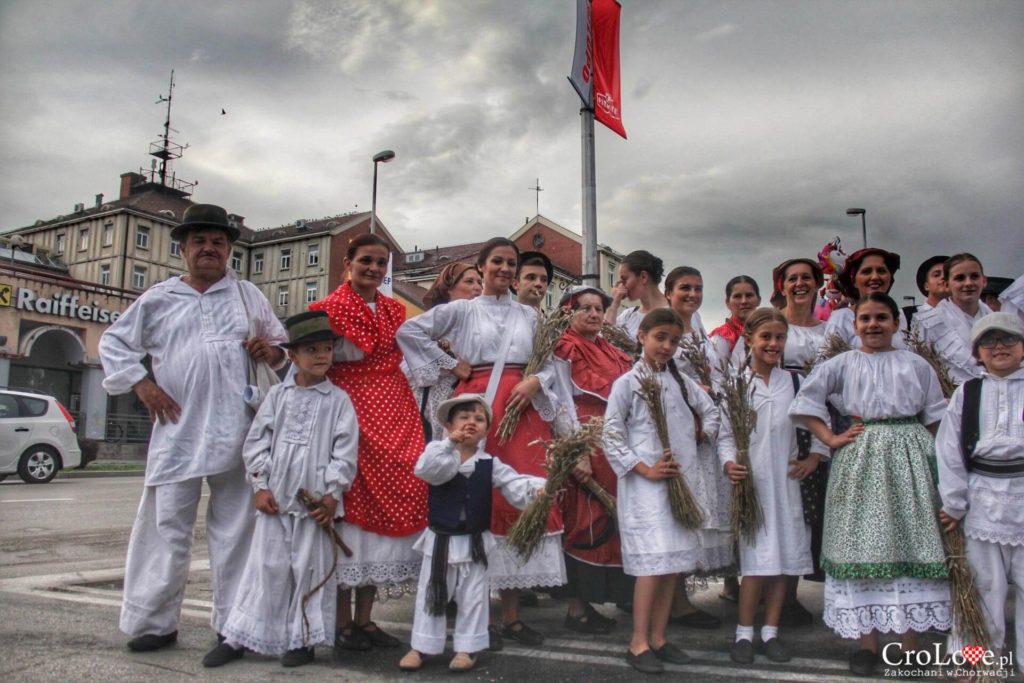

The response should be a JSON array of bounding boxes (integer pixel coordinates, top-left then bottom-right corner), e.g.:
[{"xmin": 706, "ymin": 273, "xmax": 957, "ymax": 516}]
[
  {"xmin": 99, "ymin": 274, "xmax": 287, "ymax": 486},
  {"xmin": 789, "ymin": 349, "xmax": 947, "ymax": 425},
  {"xmin": 783, "ymin": 322, "xmax": 828, "ymax": 370},
  {"xmin": 912, "ymin": 299, "xmax": 993, "ymax": 383},
  {"xmin": 936, "ymin": 368, "xmax": 1024, "ymax": 546},
  {"xmin": 242, "ymin": 376, "xmax": 359, "ymax": 517},
  {"xmin": 999, "ymin": 274, "xmax": 1024, "ymax": 324}
]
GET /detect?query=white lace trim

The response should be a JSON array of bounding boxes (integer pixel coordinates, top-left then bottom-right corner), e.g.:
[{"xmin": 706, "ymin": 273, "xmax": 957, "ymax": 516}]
[
  {"xmin": 282, "ymin": 391, "xmax": 321, "ymax": 444},
  {"xmin": 409, "ymin": 355, "xmax": 459, "ymax": 386},
  {"xmin": 337, "ymin": 561, "xmax": 421, "ymax": 589},
  {"xmin": 222, "ymin": 624, "xmax": 331, "ymax": 656},
  {"xmin": 487, "ymin": 535, "xmax": 567, "ymax": 589},
  {"xmin": 623, "ymin": 550, "xmax": 697, "ymax": 577},
  {"xmin": 965, "ymin": 527, "xmax": 1024, "ymax": 547},
  {"xmin": 693, "ymin": 537, "xmax": 736, "ymax": 574},
  {"xmin": 823, "ymin": 576, "xmax": 952, "ymax": 639}
]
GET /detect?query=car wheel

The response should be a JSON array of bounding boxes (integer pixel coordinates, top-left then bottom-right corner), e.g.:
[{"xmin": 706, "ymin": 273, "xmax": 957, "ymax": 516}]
[{"xmin": 18, "ymin": 446, "xmax": 61, "ymax": 484}]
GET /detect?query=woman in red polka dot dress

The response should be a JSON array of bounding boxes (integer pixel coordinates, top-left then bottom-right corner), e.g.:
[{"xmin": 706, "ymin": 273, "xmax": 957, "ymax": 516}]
[
  {"xmin": 397, "ymin": 237, "xmax": 566, "ymax": 647},
  {"xmin": 309, "ymin": 233, "xmax": 428, "ymax": 652}
]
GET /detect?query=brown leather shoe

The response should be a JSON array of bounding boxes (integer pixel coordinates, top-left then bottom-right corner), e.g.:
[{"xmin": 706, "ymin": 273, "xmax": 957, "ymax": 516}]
[
  {"xmin": 449, "ymin": 652, "xmax": 476, "ymax": 672},
  {"xmin": 399, "ymin": 649, "xmax": 423, "ymax": 671}
]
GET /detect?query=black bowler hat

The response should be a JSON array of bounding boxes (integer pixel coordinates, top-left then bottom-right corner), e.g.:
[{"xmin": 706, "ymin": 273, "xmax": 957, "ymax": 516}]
[
  {"xmin": 915, "ymin": 255, "xmax": 949, "ymax": 296},
  {"xmin": 170, "ymin": 203, "xmax": 240, "ymax": 242},
  {"xmin": 281, "ymin": 311, "xmax": 339, "ymax": 348}
]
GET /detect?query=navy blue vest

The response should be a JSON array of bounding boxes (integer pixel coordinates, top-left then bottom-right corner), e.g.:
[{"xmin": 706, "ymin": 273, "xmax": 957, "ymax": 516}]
[{"xmin": 428, "ymin": 458, "xmax": 493, "ymax": 534}]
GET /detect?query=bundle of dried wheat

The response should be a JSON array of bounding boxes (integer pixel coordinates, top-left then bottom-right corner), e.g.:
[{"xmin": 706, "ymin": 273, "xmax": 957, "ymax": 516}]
[
  {"xmin": 633, "ymin": 363, "xmax": 704, "ymax": 529},
  {"xmin": 904, "ymin": 328, "xmax": 959, "ymax": 399},
  {"xmin": 506, "ymin": 417, "xmax": 606, "ymax": 561},
  {"xmin": 678, "ymin": 333, "xmax": 716, "ymax": 392},
  {"xmin": 802, "ymin": 332, "xmax": 851, "ymax": 373},
  {"xmin": 601, "ymin": 322, "xmax": 640, "ymax": 356},
  {"xmin": 943, "ymin": 527, "xmax": 991, "ymax": 662},
  {"xmin": 496, "ymin": 306, "xmax": 572, "ymax": 444},
  {"xmin": 717, "ymin": 359, "xmax": 765, "ymax": 542}
]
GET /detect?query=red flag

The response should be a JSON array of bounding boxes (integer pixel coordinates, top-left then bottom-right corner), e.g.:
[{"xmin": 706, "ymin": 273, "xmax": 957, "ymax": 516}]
[{"xmin": 592, "ymin": 0, "xmax": 626, "ymax": 138}]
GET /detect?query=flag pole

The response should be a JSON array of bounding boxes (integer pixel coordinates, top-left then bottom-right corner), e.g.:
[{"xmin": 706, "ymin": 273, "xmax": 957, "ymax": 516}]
[{"xmin": 581, "ymin": 106, "xmax": 599, "ymax": 287}]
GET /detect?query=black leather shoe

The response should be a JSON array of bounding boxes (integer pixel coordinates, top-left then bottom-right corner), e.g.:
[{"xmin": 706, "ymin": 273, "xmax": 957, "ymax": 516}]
[
  {"xmin": 202, "ymin": 642, "xmax": 244, "ymax": 668},
  {"xmin": 849, "ymin": 649, "xmax": 877, "ymax": 676},
  {"xmin": 335, "ymin": 623, "xmax": 371, "ymax": 652},
  {"xmin": 652, "ymin": 642, "xmax": 691, "ymax": 665},
  {"xmin": 358, "ymin": 621, "xmax": 401, "ymax": 648},
  {"xmin": 501, "ymin": 620, "xmax": 545, "ymax": 646},
  {"xmin": 626, "ymin": 648, "xmax": 664, "ymax": 674},
  {"xmin": 761, "ymin": 638, "xmax": 792, "ymax": 663},
  {"xmin": 127, "ymin": 631, "xmax": 178, "ymax": 652},
  {"xmin": 487, "ymin": 624, "xmax": 504, "ymax": 652},
  {"xmin": 281, "ymin": 647, "xmax": 314, "ymax": 667},
  {"xmin": 730, "ymin": 639, "xmax": 755, "ymax": 664}
]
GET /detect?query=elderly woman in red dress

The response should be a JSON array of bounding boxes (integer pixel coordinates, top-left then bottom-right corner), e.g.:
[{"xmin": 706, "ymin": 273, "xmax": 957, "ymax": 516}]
[
  {"xmin": 552, "ymin": 286, "xmax": 635, "ymax": 633},
  {"xmin": 309, "ymin": 233, "xmax": 428, "ymax": 653}
]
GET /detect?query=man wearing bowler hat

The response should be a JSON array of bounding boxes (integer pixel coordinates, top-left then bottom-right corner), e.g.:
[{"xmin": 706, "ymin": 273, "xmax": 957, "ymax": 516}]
[{"xmin": 100, "ymin": 203, "xmax": 288, "ymax": 652}]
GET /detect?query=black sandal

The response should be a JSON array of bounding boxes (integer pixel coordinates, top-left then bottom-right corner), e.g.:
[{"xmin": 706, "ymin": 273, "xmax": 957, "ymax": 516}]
[
  {"xmin": 358, "ymin": 621, "xmax": 401, "ymax": 648},
  {"xmin": 335, "ymin": 623, "xmax": 371, "ymax": 651}
]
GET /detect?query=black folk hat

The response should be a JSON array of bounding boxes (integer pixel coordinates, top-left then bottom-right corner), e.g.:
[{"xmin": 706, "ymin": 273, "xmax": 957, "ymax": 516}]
[
  {"xmin": 281, "ymin": 311, "xmax": 339, "ymax": 349},
  {"xmin": 170, "ymin": 203, "xmax": 240, "ymax": 242},
  {"xmin": 915, "ymin": 255, "xmax": 949, "ymax": 296}
]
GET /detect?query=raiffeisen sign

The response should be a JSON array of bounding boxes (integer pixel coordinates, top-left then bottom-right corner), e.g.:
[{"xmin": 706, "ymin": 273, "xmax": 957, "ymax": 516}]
[{"xmin": 14, "ymin": 287, "xmax": 122, "ymax": 323}]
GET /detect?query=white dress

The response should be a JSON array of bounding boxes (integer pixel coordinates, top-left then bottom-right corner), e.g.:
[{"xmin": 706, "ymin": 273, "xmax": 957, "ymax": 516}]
[
  {"xmin": 718, "ymin": 368, "xmax": 820, "ymax": 576},
  {"xmin": 999, "ymin": 274, "xmax": 1024, "ymax": 323},
  {"xmin": 789, "ymin": 350, "xmax": 951, "ymax": 639},
  {"xmin": 912, "ymin": 299, "xmax": 994, "ymax": 383},
  {"xmin": 823, "ymin": 306, "xmax": 909, "ymax": 352},
  {"xmin": 603, "ymin": 361, "xmax": 720, "ymax": 577},
  {"xmin": 673, "ymin": 332, "xmax": 733, "ymax": 573},
  {"xmin": 222, "ymin": 377, "xmax": 359, "ymax": 655}
]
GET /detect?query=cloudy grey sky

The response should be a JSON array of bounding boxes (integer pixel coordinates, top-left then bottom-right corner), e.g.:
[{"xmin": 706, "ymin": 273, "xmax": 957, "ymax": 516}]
[{"xmin": 1, "ymin": 0, "xmax": 1022, "ymax": 323}]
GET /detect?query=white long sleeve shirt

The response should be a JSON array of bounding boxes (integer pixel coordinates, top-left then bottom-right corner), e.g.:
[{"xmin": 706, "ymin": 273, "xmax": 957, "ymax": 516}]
[
  {"xmin": 99, "ymin": 273, "xmax": 287, "ymax": 485},
  {"xmin": 242, "ymin": 376, "xmax": 359, "ymax": 517},
  {"xmin": 911, "ymin": 299, "xmax": 993, "ymax": 383},
  {"xmin": 936, "ymin": 368, "xmax": 1024, "ymax": 546}
]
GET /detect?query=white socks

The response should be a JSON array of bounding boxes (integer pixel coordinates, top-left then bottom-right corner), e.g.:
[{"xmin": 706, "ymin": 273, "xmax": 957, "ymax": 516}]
[
  {"xmin": 735, "ymin": 625, "xmax": 754, "ymax": 643},
  {"xmin": 761, "ymin": 625, "xmax": 779, "ymax": 642}
]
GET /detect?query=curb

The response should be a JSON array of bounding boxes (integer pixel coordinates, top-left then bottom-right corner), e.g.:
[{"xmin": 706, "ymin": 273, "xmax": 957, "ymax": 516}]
[{"xmin": 60, "ymin": 469, "xmax": 145, "ymax": 479}]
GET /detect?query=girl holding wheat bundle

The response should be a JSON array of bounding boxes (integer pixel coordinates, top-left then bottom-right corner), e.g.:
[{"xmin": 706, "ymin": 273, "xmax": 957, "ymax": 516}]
[
  {"xmin": 718, "ymin": 307, "xmax": 824, "ymax": 665},
  {"xmin": 603, "ymin": 309, "xmax": 719, "ymax": 674}
]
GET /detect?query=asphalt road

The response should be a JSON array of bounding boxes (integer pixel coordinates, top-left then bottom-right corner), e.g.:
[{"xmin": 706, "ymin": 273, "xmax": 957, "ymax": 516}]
[{"xmin": 0, "ymin": 476, "xmax": 929, "ymax": 682}]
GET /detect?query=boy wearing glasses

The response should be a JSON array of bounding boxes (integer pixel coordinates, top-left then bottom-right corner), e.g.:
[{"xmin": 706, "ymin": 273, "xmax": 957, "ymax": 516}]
[{"xmin": 936, "ymin": 312, "xmax": 1024, "ymax": 671}]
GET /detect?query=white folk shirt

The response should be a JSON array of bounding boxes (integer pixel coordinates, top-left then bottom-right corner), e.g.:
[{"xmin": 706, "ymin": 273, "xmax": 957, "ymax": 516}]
[
  {"xmin": 912, "ymin": 299, "xmax": 994, "ymax": 383},
  {"xmin": 789, "ymin": 349, "xmax": 947, "ymax": 425},
  {"xmin": 936, "ymin": 368, "xmax": 1024, "ymax": 546},
  {"xmin": 243, "ymin": 376, "xmax": 359, "ymax": 517},
  {"xmin": 99, "ymin": 274, "xmax": 287, "ymax": 486}
]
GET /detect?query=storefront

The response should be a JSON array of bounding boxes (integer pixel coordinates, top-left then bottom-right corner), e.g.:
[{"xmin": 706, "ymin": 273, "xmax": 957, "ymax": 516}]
[{"xmin": 0, "ymin": 262, "xmax": 138, "ymax": 441}]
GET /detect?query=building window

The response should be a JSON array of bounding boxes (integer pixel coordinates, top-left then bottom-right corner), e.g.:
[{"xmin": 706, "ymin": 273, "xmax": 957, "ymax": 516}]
[
  {"xmin": 307, "ymin": 243, "xmax": 320, "ymax": 266},
  {"xmin": 278, "ymin": 286, "xmax": 289, "ymax": 308},
  {"xmin": 55, "ymin": 233, "xmax": 65, "ymax": 255},
  {"xmin": 280, "ymin": 248, "xmax": 291, "ymax": 271},
  {"xmin": 136, "ymin": 225, "xmax": 150, "ymax": 249},
  {"xmin": 253, "ymin": 252, "xmax": 264, "ymax": 274},
  {"xmin": 169, "ymin": 240, "xmax": 181, "ymax": 258},
  {"xmin": 132, "ymin": 266, "xmax": 147, "ymax": 289},
  {"xmin": 103, "ymin": 222, "xmax": 114, "ymax": 247},
  {"xmin": 99, "ymin": 264, "xmax": 110, "ymax": 285},
  {"xmin": 78, "ymin": 227, "xmax": 89, "ymax": 251},
  {"xmin": 305, "ymin": 282, "xmax": 318, "ymax": 303},
  {"xmin": 231, "ymin": 251, "xmax": 242, "ymax": 272}
]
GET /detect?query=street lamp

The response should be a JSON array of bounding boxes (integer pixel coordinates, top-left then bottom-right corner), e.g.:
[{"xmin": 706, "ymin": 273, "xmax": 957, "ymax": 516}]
[
  {"xmin": 846, "ymin": 208, "xmax": 867, "ymax": 249},
  {"xmin": 370, "ymin": 149, "xmax": 396, "ymax": 234}
]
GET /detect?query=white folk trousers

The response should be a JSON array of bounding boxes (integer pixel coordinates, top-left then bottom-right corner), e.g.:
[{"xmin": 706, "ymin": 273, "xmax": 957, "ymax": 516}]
[
  {"xmin": 410, "ymin": 558, "xmax": 489, "ymax": 655},
  {"xmin": 955, "ymin": 536, "xmax": 1024, "ymax": 664},
  {"xmin": 119, "ymin": 465, "xmax": 254, "ymax": 637}
]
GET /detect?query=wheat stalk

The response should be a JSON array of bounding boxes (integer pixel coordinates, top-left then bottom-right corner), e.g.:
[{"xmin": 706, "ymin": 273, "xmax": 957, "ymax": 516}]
[
  {"xmin": 601, "ymin": 322, "xmax": 639, "ymax": 356},
  {"xmin": 506, "ymin": 417, "xmax": 607, "ymax": 561},
  {"xmin": 717, "ymin": 358, "xmax": 765, "ymax": 542},
  {"xmin": 633, "ymin": 363, "xmax": 704, "ymax": 529},
  {"xmin": 496, "ymin": 306, "xmax": 572, "ymax": 444},
  {"xmin": 678, "ymin": 333, "xmax": 716, "ymax": 394},
  {"xmin": 904, "ymin": 328, "xmax": 959, "ymax": 399},
  {"xmin": 943, "ymin": 527, "xmax": 991, "ymax": 660},
  {"xmin": 802, "ymin": 331, "xmax": 851, "ymax": 373}
]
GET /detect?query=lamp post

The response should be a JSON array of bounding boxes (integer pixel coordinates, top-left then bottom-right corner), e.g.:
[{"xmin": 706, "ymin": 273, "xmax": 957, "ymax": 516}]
[
  {"xmin": 846, "ymin": 208, "xmax": 867, "ymax": 249},
  {"xmin": 370, "ymin": 149, "xmax": 396, "ymax": 234}
]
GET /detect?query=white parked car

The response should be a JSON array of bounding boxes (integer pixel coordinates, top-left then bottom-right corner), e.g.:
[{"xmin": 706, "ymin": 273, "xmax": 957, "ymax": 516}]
[{"xmin": 0, "ymin": 389, "xmax": 82, "ymax": 484}]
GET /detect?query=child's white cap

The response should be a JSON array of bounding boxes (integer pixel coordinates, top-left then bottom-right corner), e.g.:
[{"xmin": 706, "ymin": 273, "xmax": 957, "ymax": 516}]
[
  {"xmin": 435, "ymin": 393, "xmax": 493, "ymax": 426},
  {"xmin": 970, "ymin": 312, "xmax": 1024, "ymax": 350}
]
